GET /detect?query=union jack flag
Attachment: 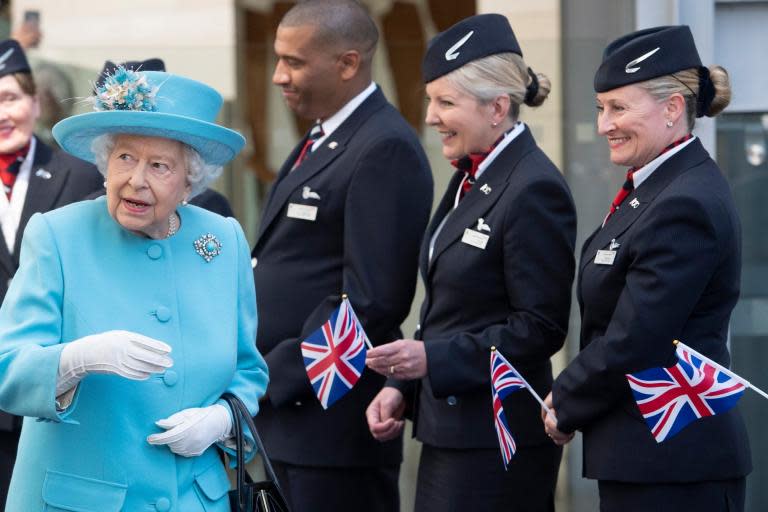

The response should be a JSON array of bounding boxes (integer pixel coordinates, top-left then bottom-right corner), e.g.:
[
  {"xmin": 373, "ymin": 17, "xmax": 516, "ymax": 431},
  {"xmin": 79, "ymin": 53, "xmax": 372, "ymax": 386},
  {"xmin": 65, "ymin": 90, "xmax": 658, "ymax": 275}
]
[
  {"xmin": 490, "ymin": 349, "xmax": 526, "ymax": 469},
  {"xmin": 301, "ymin": 298, "xmax": 370, "ymax": 409},
  {"xmin": 626, "ymin": 343, "xmax": 746, "ymax": 443}
]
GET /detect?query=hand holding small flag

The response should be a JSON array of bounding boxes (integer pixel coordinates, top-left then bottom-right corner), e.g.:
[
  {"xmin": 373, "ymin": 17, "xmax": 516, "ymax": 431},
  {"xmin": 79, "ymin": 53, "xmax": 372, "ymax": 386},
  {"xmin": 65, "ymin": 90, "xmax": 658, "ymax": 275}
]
[
  {"xmin": 541, "ymin": 392, "xmax": 573, "ymax": 446},
  {"xmin": 366, "ymin": 339, "xmax": 427, "ymax": 380}
]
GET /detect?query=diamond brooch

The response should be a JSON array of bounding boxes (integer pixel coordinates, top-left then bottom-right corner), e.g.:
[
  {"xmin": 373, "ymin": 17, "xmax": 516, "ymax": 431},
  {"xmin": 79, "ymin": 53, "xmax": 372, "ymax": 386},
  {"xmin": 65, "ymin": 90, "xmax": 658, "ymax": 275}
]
[{"xmin": 194, "ymin": 233, "xmax": 222, "ymax": 262}]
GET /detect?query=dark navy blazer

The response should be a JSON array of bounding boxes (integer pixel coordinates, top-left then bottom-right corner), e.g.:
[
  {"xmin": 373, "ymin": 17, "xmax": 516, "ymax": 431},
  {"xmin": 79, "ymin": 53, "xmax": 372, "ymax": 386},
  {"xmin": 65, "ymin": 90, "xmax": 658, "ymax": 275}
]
[
  {"xmin": 394, "ymin": 127, "xmax": 576, "ymax": 450},
  {"xmin": 252, "ymin": 88, "xmax": 433, "ymax": 467}
]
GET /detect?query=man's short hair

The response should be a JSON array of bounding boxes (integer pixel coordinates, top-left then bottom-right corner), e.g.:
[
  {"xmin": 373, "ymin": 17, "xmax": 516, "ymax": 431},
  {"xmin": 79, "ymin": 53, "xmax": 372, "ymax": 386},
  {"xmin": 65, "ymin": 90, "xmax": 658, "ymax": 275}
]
[{"xmin": 281, "ymin": 0, "xmax": 379, "ymax": 63}]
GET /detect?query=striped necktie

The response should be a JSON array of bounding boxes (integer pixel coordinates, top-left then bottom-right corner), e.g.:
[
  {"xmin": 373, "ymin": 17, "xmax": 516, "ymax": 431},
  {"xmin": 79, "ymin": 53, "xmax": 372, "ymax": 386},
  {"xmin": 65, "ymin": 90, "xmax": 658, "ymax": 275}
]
[{"xmin": 294, "ymin": 122, "xmax": 325, "ymax": 169}]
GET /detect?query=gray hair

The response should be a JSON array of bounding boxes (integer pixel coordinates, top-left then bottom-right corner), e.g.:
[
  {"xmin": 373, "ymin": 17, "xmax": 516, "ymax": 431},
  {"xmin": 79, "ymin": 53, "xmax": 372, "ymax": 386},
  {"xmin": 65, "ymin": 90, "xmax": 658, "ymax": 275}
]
[
  {"xmin": 442, "ymin": 52, "xmax": 551, "ymax": 120},
  {"xmin": 90, "ymin": 134, "xmax": 222, "ymax": 199},
  {"xmin": 637, "ymin": 65, "xmax": 731, "ymax": 131}
]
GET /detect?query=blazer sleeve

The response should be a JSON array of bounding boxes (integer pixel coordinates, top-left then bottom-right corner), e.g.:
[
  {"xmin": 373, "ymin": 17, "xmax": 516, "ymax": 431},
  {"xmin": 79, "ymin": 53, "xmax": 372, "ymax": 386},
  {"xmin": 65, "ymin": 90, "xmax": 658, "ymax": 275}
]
[
  {"xmin": 264, "ymin": 135, "xmax": 433, "ymax": 407},
  {"xmin": 426, "ymin": 175, "xmax": 576, "ymax": 397},
  {"xmin": 0, "ymin": 214, "xmax": 75, "ymax": 422},
  {"xmin": 223, "ymin": 217, "xmax": 269, "ymax": 415},
  {"xmin": 553, "ymin": 193, "xmax": 724, "ymax": 434}
]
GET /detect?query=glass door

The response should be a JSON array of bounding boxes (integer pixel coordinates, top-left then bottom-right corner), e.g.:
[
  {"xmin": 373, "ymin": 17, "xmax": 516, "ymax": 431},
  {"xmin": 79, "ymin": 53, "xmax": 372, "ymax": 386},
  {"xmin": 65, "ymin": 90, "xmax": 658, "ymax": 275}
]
[{"xmin": 717, "ymin": 112, "xmax": 768, "ymax": 510}]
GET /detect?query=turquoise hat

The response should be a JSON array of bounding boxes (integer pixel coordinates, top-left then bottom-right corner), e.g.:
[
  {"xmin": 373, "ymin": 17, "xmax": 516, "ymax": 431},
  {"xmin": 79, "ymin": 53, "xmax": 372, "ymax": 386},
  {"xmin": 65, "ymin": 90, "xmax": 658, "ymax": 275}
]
[{"xmin": 53, "ymin": 69, "xmax": 245, "ymax": 166}]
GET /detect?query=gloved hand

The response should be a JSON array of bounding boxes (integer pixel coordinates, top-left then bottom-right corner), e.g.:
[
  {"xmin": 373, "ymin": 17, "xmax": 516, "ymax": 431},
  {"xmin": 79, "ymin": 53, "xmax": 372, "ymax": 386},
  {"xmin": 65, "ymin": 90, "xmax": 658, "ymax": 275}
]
[
  {"xmin": 147, "ymin": 404, "xmax": 232, "ymax": 457},
  {"xmin": 57, "ymin": 330, "xmax": 173, "ymax": 395}
]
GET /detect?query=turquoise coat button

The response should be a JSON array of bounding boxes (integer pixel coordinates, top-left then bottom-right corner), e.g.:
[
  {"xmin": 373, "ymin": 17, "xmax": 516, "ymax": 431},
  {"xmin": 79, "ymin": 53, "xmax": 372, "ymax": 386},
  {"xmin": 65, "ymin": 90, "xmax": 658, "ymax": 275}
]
[
  {"xmin": 147, "ymin": 245, "xmax": 163, "ymax": 260},
  {"xmin": 155, "ymin": 306, "xmax": 171, "ymax": 322},
  {"xmin": 163, "ymin": 371, "xmax": 178, "ymax": 387},
  {"xmin": 155, "ymin": 497, "xmax": 171, "ymax": 511}
]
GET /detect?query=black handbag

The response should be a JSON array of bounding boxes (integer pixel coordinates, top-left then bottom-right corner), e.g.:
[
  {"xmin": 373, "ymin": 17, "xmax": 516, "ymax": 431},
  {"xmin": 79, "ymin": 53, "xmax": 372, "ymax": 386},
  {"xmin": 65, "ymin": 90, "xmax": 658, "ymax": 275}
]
[{"xmin": 222, "ymin": 393, "xmax": 290, "ymax": 512}]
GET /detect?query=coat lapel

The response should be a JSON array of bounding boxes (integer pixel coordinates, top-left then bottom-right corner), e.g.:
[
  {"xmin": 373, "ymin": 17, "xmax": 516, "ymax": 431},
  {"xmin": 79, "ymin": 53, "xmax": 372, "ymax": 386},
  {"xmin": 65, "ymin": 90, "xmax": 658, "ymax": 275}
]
[
  {"xmin": 256, "ymin": 89, "xmax": 389, "ymax": 243},
  {"xmin": 579, "ymin": 139, "xmax": 710, "ymax": 274},
  {"xmin": 427, "ymin": 128, "xmax": 537, "ymax": 275}
]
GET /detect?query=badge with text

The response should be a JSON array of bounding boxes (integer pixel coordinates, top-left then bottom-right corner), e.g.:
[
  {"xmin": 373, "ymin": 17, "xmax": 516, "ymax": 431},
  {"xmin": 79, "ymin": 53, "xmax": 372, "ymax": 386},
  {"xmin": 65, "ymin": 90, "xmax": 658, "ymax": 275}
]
[
  {"xmin": 594, "ymin": 249, "xmax": 616, "ymax": 265},
  {"xmin": 462, "ymin": 228, "xmax": 489, "ymax": 250},
  {"xmin": 287, "ymin": 203, "xmax": 318, "ymax": 221}
]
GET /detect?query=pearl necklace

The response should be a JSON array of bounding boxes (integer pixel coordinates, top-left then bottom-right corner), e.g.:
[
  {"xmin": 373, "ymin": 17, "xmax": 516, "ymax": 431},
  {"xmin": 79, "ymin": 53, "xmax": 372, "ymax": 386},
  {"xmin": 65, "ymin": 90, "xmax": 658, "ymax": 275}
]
[{"xmin": 166, "ymin": 212, "xmax": 179, "ymax": 238}]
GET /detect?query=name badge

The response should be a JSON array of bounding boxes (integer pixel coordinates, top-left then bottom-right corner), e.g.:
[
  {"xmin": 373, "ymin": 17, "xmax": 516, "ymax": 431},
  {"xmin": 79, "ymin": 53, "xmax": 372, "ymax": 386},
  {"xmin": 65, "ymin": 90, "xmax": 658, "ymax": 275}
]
[
  {"xmin": 287, "ymin": 203, "xmax": 318, "ymax": 221},
  {"xmin": 594, "ymin": 250, "xmax": 616, "ymax": 265},
  {"xmin": 461, "ymin": 229, "xmax": 489, "ymax": 250}
]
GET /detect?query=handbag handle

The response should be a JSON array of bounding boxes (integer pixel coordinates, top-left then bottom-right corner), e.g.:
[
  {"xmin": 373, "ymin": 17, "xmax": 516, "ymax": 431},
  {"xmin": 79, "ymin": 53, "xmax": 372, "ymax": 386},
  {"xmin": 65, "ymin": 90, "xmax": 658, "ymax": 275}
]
[{"xmin": 221, "ymin": 393, "xmax": 288, "ymax": 511}]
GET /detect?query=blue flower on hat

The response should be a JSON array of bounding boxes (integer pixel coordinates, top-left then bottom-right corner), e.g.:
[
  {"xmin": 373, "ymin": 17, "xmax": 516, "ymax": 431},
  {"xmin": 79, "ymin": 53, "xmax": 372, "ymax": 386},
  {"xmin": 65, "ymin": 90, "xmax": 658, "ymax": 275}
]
[{"xmin": 92, "ymin": 66, "xmax": 158, "ymax": 112}]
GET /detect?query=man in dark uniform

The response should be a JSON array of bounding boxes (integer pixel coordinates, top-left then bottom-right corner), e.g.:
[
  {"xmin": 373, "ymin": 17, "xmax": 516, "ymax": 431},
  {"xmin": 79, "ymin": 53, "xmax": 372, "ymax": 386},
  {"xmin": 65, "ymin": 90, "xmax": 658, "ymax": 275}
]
[
  {"xmin": 0, "ymin": 39, "xmax": 103, "ymax": 508},
  {"xmin": 251, "ymin": 1, "xmax": 433, "ymax": 510}
]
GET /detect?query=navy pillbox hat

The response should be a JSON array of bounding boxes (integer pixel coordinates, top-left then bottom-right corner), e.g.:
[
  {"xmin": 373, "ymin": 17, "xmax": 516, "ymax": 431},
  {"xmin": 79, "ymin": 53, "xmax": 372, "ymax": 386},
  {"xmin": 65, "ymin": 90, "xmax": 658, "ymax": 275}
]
[
  {"xmin": 0, "ymin": 39, "xmax": 31, "ymax": 79},
  {"xmin": 594, "ymin": 25, "xmax": 702, "ymax": 92},
  {"xmin": 422, "ymin": 14, "xmax": 521, "ymax": 83}
]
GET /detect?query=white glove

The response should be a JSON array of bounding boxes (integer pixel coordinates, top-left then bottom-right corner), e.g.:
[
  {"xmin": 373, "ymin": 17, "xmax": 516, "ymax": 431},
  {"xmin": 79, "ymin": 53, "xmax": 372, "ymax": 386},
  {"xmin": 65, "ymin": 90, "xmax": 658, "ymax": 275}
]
[
  {"xmin": 146, "ymin": 404, "xmax": 232, "ymax": 457},
  {"xmin": 57, "ymin": 330, "xmax": 173, "ymax": 395}
]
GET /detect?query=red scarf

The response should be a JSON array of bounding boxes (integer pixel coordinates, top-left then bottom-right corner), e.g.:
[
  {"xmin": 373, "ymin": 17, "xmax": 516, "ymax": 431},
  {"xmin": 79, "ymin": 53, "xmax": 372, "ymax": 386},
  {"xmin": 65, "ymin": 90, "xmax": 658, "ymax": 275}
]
[{"xmin": 0, "ymin": 142, "xmax": 31, "ymax": 199}]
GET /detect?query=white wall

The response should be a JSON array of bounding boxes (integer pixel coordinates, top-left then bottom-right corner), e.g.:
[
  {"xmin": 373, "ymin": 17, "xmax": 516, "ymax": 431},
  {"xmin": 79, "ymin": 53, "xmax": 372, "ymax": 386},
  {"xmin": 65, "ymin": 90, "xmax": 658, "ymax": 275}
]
[{"xmin": 12, "ymin": 0, "xmax": 237, "ymax": 98}]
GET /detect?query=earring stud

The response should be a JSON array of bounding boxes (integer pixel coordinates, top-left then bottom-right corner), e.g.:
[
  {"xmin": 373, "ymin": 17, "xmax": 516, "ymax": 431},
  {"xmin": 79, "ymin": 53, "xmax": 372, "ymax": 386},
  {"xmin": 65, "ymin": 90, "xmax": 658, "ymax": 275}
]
[{"xmin": 666, "ymin": 120, "xmax": 673, "ymax": 128}]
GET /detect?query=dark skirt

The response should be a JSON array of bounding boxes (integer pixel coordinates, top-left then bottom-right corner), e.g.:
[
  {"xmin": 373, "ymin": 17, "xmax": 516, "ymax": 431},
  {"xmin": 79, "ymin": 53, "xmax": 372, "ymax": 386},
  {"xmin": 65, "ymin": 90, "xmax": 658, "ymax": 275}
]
[
  {"xmin": 271, "ymin": 460, "xmax": 400, "ymax": 512},
  {"xmin": 414, "ymin": 442, "xmax": 561, "ymax": 512},
  {"xmin": 598, "ymin": 478, "xmax": 746, "ymax": 512}
]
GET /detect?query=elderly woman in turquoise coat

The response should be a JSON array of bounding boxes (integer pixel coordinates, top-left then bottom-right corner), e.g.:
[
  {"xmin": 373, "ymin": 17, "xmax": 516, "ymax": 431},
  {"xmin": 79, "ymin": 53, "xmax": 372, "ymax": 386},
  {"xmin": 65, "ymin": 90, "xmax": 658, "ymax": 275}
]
[{"xmin": 0, "ymin": 68, "xmax": 268, "ymax": 511}]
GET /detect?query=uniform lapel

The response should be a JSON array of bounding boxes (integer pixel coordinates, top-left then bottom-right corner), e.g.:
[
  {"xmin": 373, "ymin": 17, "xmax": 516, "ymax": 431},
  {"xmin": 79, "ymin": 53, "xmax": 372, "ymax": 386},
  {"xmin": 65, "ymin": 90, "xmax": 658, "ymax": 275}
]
[
  {"xmin": 256, "ymin": 89, "xmax": 388, "ymax": 244},
  {"xmin": 580, "ymin": 139, "xmax": 710, "ymax": 274},
  {"xmin": 427, "ymin": 128, "xmax": 536, "ymax": 274},
  {"xmin": 14, "ymin": 141, "xmax": 68, "ymax": 263},
  {"xmin": 419, "ymin": 171, "xmax": 463, "ymax": 279},
  {"xmin": 0, "ymin": 233, "xmax": 13, "ymax": 276}
]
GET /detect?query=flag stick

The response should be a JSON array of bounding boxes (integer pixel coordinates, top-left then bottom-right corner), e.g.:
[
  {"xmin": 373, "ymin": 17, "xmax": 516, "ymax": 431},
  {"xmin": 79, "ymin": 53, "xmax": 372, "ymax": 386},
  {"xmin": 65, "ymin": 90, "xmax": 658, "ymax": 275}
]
[
  {"xmin": 492, "ymin": 347, "xmax": 557, "ymax": 423},
  {"xmin": 674, "ymin": 340, "xmax": 768, "ymax": 401},
  {"xmin": 342, "ymin": 293, "xmax": 374, "ymax": 350}
]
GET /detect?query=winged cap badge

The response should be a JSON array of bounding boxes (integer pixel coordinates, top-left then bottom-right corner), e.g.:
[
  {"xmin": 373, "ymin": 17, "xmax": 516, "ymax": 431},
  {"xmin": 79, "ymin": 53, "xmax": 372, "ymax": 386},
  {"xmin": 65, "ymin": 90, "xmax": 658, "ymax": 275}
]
[
  {"xmin": 0, "ymin": 48, "xmax": 14, "ymax": 71},
  {"xmin": 625, "ymin": 47, "xmax": 660, "ymax": 74},
  {"xmin": 445, "ymin": 30, "xmax": 474, "ymax": 61}
]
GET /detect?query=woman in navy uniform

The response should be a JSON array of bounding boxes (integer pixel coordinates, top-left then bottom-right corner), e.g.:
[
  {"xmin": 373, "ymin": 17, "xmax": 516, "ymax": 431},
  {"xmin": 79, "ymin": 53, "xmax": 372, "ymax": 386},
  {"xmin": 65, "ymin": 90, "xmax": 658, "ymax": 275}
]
[
  {"xmin": 543, "ymin": 25, "xmax": 751, "ymax": 511},
  {"xmin": 366, "ymin": 14, "xmax": 576, "ymax": 511}
]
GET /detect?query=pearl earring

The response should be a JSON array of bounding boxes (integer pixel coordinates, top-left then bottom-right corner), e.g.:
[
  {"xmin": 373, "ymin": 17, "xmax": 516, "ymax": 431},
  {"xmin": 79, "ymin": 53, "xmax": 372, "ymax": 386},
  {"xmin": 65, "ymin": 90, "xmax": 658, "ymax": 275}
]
[
  {"xmin": 666, "ymin": 120, "xmax": 673, "ymax": 128},
  {"xmin": 103, "ymin": 180, "xmax": 107, "ymax": 187},
  {"xmin": 181, "ymin": 199, "xmax": 189, "ymax": 206},
  {"xmin": 492, "ymin": 121, "xmax": 499, "ymax": 127}
]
